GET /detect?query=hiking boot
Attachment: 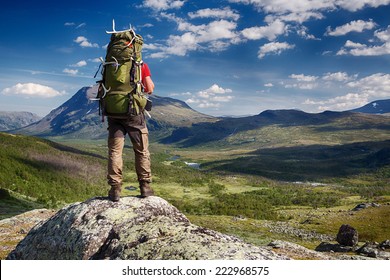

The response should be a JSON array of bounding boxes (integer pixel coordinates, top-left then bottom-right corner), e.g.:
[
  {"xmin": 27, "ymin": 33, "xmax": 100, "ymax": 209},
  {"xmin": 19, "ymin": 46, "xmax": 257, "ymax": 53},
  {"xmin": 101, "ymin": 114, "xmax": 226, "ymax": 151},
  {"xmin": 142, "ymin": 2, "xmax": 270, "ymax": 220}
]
[
  {"xmin": 139, "ymin": 181, "xmax": 154, "ymax": 197},
  {"xmin": 108, "ymin": 184, "xmax": 121, "ymax": 202}
]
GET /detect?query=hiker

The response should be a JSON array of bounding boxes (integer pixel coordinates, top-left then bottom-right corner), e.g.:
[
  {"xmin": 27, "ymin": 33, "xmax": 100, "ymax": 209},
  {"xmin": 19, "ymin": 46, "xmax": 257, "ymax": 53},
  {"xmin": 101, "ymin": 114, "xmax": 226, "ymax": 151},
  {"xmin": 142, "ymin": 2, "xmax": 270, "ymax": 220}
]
[
  {"xmin": 94, "ymin": 22, "xmax": 153, "ymax": 201},
  {"xmin": 107, "ymin": 62, "xmax": 155, "ymax": 201}
]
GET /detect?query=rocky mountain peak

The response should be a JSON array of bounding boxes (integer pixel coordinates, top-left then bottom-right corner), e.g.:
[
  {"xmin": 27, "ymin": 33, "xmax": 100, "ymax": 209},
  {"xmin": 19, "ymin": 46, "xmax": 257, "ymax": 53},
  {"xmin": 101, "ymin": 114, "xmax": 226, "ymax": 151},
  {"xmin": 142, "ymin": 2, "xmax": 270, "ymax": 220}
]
[{"xmin": 7, "ymin": 196, "xmax": 289, "ymax": 260}]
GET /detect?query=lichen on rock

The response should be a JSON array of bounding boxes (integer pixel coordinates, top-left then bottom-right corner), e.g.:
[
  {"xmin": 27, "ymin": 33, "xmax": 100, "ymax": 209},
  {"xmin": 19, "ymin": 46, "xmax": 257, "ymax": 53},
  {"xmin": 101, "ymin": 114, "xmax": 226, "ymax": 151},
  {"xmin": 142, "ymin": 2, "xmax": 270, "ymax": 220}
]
[{"xmin": 7, "ymin": 196, "xmax": 289, "ymax": 260}]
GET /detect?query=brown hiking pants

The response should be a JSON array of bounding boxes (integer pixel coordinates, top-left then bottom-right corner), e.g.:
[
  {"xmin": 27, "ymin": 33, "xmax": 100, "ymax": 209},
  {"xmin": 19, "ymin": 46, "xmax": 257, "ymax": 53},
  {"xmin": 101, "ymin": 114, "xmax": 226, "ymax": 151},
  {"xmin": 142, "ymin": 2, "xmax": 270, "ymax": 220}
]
[{"xmin": 107, "ymin": 114, "xmax": 151, "ymax": 186}]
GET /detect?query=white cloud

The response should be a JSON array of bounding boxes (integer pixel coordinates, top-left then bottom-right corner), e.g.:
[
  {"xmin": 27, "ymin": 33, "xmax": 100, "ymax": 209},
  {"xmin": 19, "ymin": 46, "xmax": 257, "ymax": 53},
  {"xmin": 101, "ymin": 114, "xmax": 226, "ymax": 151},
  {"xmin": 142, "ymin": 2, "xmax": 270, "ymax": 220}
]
[
  {"xmin": 229, "ymin": 0, "xmax": 390, "ymax": 19},
  {"xmin": 74, "ymin": 36, "xmax": 99, "ymax": 48},
  {"xmin": 211, "ymin": 95, "xmax": 234, "ymax": 102},
  {"xmin": 198, "ymin": 102, "xmax": 221, "ymax": 108},
  {"xmin": 285, "ymin": 83, "xmax": 318, "ymax": 90},
  {"xmin": 264, "ymin": 83, "xmax": 274, "ymax": 87},
  {"xmin": 375, "ymin": 25, "xmax": 390, "ymax": 41},
  {"xmin": 185, "ymin": 97, "xmax": 200, "ymax": 104},
  {"xmin": 265, "ymin": 11, "xmax": 324, "ymax": 24},
  {"xmin": 71, "ymin": 60, "xmax": 87, "ymax": 67},
  {"xmin": 76, "ymin": 23, "xmax": 86, "ymax": 29},
  {"xmin": 296, "ymin": 25, "xmax": 319, "ymax": 40},
  {"xmin": 89, "ymin": 58, "xmax": 102, "ymax": 63},
  {"xmin": 1, "ymin": 83, "xmax": 64, "ymax": 98},
  {"xmin": 258, "ymin": 41, "xmax": 295, "ymax": 59},
  {"xmin": 188, "ymin": 7, "xmax": 240, "ymax": 21},
  {"xmin": 185, "ymin": 84, "xmax": 233, "ymax": 109},
  {"xmin": 65, "ymin": 22, "xmax": 86, "ymax": 29},
  {"xmin": 336, "ymin": 0, "xmax": 390, "ymax": 12},
  {"xmin": 326, "ymin": 19, "xmax": 377, "ymax": 36},
  {"xmin": 322, "ymin": 72, "xmax": 356, "ymax": 82},
  {"xmin": 147, "ymin": 15, "xmax": 239, "ymax": 57},
  {"xmin": 304, "ymin": 93, "xmax": 369, "ymax": 111},
  {"xmin": 289, "ymin": 74, "xmax": 318, "ymax": 82},
  {"xmin": 241, "ymin": 20, "xmax": 286, "ymax": 41},
  {"xmin": 283, "ymin": 74, "xmax": 319, "ymax": 90},
  {"xmin": 142, "ymin": 0, "xmax": 185, "ymax": 11},
  {"xmin": 335, "ymin": 25, "xmax": 390, "ymax": 56},
  {"xmin": 229, "ymin": 0, "xmax": 333, "ymax": 14},
  {"xmin": 197, "ymin": 20, "xmax": 238, "ymax": 43},
  {"xmin": 200, "ymin": 84, "xmax": 233, "ymax": 95},
  {"xmin": 63, "ymin": 68, "xmax": 79, "ymax": 75},
  {"xmin": 337, "ymin": 35, "xmax": 390, "ymax": 56},
  {"xmin": 347, "ymin": 73, "xmax": 390, "ymax": 97},
  {"xmin": 303, "ymin": 72, "xmax": 390, "ymax": 111}
]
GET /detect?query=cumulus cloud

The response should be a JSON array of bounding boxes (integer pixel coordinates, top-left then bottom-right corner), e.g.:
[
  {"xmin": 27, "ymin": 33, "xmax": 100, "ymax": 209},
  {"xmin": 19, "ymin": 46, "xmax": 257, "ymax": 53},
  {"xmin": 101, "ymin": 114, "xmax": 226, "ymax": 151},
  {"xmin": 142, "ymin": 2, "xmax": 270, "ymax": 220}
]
[
  {"xmin": 347, "ymin": 73, "xmax": 390, "ymax": 97},
  {"xmin": 303, "ymin": 92, "xmax": 369, "ymax": 111},
  {"xmin": 142, "ymin": 0, "xmax": 185, "ymax": 11},
  {"xmin": 89, "ymin": 58, "xmax": 102, "ymax": 63},
  {"xmin": 188, "ymin": 7, "xmax": 240, "ymax": 21},
  {"xmin": 241, "ymin": 20, "xmax": 286, "ymax": 41},
  {"xmin": 296, "ymin": 25, "xmax": 319, "ymax": 40},
  {"xmin": 144, "ymin": 0, "xmax": 390, "ymax": 59},
  {"xmin": 258, "ymin": 42, "xmax": 295, "ymax": 59},
  {"xmin": 185, "ymin": 84, "xmax": 233, "ymax": 109},
  {"xmin": 147, "ymin": 15, "xmax": 239, "ymax": 58},
  {"xmin": 283, "ymin": 74, "xmax": 320, "ymax": 90},
  {"xmin": 337, "ymin": 25, "xmax": 390, "ymax": 56},
  {"xmin": 74, "ymin": 36, "xmax": 99, "ymax": 48},
  {"xmin": 303, "ymin": 72, "xmax": 390, "ymax": 111},
  {"xmin": 326, "ymin": 19, "xmax": 377, "ymax": 36},
  {"xmin": 336, "ymin": 0, "xmax": 390, "ymax": 12},
  {"xmin": 1, "ymin": 83, "xmax": 64, "ymax": 98},
  {"xmin": 63, "ymin": 68, "xmax": 79, "ymax": 75},
  {"xmin": 289, "ymin": 74, "xmax": 318, "ymax": 82},
  {"xmin": 322, "ymin": 72, "xmax": 356, "ymax": 82},
  {"xmin": 229, "ymin": 0, "xmax": 390, "ymax": 21},
  {"xmin": 71, "ymin": 60, "xmax": 87, "ymax": 67}
]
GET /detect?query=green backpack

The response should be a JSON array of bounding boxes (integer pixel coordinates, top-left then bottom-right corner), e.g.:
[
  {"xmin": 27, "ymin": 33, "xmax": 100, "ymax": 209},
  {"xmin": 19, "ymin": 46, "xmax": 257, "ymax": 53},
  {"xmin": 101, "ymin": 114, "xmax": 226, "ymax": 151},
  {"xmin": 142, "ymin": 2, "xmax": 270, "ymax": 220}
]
[{"xmin": 95, "ymin": 23, "xmax": 148, "ymax": 119}]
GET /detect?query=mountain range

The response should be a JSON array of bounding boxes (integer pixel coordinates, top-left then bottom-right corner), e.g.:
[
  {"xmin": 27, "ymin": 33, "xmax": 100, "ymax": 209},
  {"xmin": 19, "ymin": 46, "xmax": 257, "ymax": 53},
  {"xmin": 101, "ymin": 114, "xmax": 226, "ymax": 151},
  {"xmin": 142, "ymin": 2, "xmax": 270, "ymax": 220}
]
[
  {"xmin": 350, "ymin": 99, "xmax": 390, "ymax": 115},
  {"xmin": 13, "ymin": 86, "xmax": 216, "ymax": 139},
  {"xmin": 4, "ymin": 86, "xmax": 390, "ymax": 144},
  {"xmin": 0, "ymin": 111, "xmax": 41, "ymax": 131}
]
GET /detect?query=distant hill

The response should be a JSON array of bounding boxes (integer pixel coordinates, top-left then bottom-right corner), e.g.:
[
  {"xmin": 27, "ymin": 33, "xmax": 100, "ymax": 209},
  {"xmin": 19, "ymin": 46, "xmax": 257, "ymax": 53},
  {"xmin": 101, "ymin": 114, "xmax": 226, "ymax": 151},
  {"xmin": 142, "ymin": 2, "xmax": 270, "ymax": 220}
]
[
  {"xmin": 0, "ymin": 132, "xmax": 106, "ymax": 211},
  {"xmin": 0, "ymin": 112, "xmax": 41, "ymax": 131},
  {"xmin": 162, "ymin": 109, "xmax": 390, "ymax": 148},
  {"xmin": 350, "ymin": 99, "xmax": 390, "ymax": 114},
  {"xmin": 15, "ymin": 86, "xmax": 217, "ymax": 139},
  {"xmin": 12, "ymin": 89, "xmax": 390, "ymax": 145}
]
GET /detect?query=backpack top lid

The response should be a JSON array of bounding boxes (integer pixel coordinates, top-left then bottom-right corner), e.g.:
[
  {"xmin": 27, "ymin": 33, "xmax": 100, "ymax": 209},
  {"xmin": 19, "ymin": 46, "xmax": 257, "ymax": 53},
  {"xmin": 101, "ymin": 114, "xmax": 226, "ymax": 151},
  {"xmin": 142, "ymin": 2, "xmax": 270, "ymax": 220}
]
[{"xmin": 106, "ymin": 31, "xmax": 143, "ymax": 63}]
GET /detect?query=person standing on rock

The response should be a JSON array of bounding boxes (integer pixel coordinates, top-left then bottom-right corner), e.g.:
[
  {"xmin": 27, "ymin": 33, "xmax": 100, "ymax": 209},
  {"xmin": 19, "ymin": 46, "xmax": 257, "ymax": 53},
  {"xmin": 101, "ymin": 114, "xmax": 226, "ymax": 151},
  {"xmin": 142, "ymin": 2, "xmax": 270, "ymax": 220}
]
[{"xmin": 107, "ymin": 62, "xmax": 155, "ymax": 201}]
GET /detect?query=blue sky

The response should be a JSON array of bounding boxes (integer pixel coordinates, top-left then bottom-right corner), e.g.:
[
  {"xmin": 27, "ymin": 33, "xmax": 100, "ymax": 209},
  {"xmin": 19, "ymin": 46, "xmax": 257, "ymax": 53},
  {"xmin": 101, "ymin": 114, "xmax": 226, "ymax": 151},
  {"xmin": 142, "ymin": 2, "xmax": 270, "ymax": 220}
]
[{"xmin": 1, "ymin": 0, "xmax": 390, "ymax": 117}]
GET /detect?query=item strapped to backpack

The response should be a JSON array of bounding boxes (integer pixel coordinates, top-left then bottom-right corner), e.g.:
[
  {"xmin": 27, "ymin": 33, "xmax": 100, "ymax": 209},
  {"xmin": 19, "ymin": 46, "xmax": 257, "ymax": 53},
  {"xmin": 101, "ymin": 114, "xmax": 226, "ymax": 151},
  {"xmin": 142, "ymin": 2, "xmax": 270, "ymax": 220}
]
[{"xmin": 94, "ymin": 20, "xmax": 151, "ymax": 120}]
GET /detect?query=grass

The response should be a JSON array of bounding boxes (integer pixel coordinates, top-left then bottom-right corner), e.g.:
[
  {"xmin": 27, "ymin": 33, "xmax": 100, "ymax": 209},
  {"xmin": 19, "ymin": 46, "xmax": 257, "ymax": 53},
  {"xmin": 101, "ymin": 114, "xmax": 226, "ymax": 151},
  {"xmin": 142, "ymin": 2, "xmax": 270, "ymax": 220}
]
[
  {"xmin": 311, "ymin": 205, "xmax": 390, "ymax": 243},
  {"xmin": 0, "ymin": 133, "xmax": 107, "ymax": 209},
  {"xmin": 0, "ymin": 189, "xmax": 43, "ymax": 219},
  {"xmin": 1, "ymin": 129, "xmax": 389, "ymax": 259}
]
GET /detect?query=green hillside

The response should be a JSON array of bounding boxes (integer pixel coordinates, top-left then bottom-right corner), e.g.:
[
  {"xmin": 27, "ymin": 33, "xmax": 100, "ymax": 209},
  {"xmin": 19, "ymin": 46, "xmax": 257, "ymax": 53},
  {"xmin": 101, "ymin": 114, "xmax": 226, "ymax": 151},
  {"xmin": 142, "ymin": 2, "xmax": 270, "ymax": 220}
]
[
  {"xmin": 0, "ymin": 132, "xmax": 107, "ymax": 217},
  {"xmin": 162, "ymin": 110, "xmax": 390, "ymax": 149},
  {"xmin": 1, "ymin": 131, "xmax": 390, "ymax": 258}
]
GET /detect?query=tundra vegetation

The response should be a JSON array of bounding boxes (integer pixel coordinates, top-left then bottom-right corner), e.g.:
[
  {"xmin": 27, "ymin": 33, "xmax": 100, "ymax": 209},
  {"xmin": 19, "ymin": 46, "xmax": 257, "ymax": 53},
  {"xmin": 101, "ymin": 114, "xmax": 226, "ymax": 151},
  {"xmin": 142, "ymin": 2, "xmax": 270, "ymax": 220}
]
[{"xmin": 0, "ymin": 131, "xmax": 389, "ymax": 258}]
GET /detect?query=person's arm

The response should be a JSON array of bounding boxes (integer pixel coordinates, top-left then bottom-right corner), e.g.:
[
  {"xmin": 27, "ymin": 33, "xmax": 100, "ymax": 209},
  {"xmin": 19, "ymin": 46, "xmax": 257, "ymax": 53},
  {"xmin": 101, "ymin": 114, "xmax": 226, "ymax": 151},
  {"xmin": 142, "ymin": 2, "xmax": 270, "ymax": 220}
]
[
  {"xmin": 143, "ymin": 76, "xmax": 154, "ymax": 94},
  {"xmin": 142, "ymin": 63, "xmax": 154, "ymax": 94}
]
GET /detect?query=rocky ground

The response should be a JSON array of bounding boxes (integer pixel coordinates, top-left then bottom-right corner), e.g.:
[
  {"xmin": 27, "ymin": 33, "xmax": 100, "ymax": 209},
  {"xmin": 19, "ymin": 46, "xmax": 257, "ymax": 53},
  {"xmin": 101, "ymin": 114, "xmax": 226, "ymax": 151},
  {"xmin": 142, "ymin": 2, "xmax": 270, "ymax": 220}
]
[
  {"xmin": 1, "ymin": 197, "xmax": 389, "ymax": 260},
  {"xmin": 0, "ymin": 208, "xmax": 56, "ymax": 259}
]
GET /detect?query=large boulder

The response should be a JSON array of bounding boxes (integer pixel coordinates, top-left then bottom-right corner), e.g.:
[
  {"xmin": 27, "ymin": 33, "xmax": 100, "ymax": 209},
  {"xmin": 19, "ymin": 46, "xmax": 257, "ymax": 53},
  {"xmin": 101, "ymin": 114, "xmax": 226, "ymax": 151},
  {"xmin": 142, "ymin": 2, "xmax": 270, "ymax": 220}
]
[
  {"xmin": 7, "ymin": 196, "xmax": 289, "ymax": 260},
  {"xmin": 336, "ymin": 224, "xmax": 358, "ymax": 246}
]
